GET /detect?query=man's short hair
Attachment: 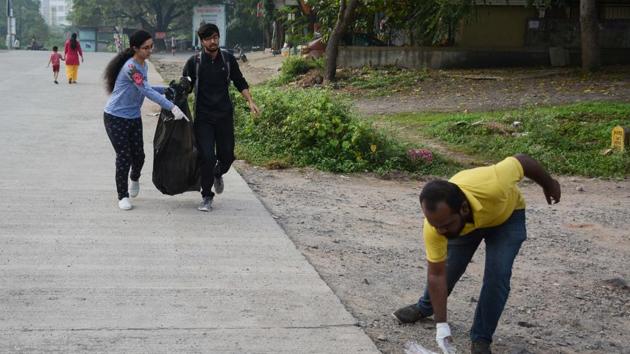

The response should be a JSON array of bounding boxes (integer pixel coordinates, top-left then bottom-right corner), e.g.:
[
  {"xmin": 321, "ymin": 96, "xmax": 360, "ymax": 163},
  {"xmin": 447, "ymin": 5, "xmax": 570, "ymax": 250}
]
[
  {"xmin": 197, "ymin": 23, "xmax": 220, "ymax": 39},
  {"xmin": 419, "ymin": 180, "xmax": 466, "ymax": 213}
]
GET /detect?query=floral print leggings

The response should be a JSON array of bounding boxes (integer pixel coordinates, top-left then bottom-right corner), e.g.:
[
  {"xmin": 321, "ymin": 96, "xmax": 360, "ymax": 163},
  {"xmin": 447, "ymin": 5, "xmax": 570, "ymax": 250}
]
[{"xmin": 103, "ymin": 113, "xmax": 144, "ymax": 200}]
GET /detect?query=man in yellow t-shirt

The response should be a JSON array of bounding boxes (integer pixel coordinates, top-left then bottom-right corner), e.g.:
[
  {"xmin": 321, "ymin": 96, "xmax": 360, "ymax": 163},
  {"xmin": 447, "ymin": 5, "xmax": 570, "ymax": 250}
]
[{"xmin": 393, "ymin": 154, "xmax": 561, "ymax": 354}]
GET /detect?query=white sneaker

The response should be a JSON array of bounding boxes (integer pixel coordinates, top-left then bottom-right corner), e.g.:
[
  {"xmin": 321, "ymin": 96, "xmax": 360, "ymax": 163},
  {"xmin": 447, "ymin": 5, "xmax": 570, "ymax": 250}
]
[
  {"xmin": 129, "ymin": 180, "xmax": 140, "ymax": 198},
  {"xmin": 118, "ymin": 197, "xmax": 133, "ymax": 210},
  {"xmin": 197, "ymin": 197, "xmax": 213, "ymax": 212}
]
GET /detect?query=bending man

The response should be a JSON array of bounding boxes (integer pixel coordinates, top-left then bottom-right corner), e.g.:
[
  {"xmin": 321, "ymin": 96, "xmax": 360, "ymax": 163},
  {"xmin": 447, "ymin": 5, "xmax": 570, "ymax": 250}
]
[{"xmin": 393, "ymin": 154, "xmax": 561, "ymax": 354}]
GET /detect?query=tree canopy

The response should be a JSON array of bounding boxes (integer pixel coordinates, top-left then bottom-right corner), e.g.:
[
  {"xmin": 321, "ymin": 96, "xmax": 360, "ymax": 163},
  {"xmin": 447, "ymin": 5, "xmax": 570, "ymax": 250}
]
[
  {"xmin": 69, "ymin": 0, "xmax": 206, "ymax": 35},
  {"xmin": 305, "ymin": 0, "xmax": 475, "ymax": 46},
  {"xmin": 1, "ymin": 0, "xmax": 49, "ymax": 46}
]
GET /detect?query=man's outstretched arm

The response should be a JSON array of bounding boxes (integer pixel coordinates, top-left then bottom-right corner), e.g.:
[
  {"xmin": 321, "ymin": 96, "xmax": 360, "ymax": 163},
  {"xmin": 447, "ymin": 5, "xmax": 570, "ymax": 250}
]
[{"xmin": 514, "ymin": 154, "xmax": 561, "ymax": 204}]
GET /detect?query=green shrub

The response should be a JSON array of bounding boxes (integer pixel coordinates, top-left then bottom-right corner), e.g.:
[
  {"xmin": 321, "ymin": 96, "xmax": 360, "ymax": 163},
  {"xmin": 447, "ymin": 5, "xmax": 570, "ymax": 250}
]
[
  {"xmin": 277, "ymin": 56, "xmax": 324, "ymax": 84},
  {"xmin": 287, "ymin": 33, "xmax": 314, "ymax": 47},
  {"xmin": 231, "ymin": 86, "xmax": 455, "ymax": 175}
]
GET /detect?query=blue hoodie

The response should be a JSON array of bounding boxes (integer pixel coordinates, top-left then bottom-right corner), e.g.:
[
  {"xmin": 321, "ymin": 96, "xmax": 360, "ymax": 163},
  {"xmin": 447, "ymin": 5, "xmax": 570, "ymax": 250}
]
[{"xmin": 104, "ymin": 58, "xmax": 174, "ymax": 119}]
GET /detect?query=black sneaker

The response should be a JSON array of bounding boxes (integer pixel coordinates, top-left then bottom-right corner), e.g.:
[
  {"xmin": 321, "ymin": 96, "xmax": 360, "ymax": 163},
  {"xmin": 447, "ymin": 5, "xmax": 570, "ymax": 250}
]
[
  {"xmin": 197, "ymin": 197, "xmax": 213, "ymax": 212},
  {"xmin": 471, "ymin": 340, "xmax": 492, "ymax": 354},
  {"xmin": 392, "ymin": 304, "xmax": 427, "ymax": 324},
  {"xmin": 54, "ymin": 80, "xmax": 58, "ymax": 84},
  {"xmin": 213, "ymin": 175, "xmax": 224, "ymax": 194}
]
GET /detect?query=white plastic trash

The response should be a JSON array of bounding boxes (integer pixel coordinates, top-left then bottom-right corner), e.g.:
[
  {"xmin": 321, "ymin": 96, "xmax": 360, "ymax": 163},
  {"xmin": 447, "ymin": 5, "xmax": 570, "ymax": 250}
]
[
  {"xmin": 404, "ymin": 340, "xmax": 458, "ymax": 354},
  {"xmin": 404, "ymin": 341, "xmax": 438, "ymax": 354}
]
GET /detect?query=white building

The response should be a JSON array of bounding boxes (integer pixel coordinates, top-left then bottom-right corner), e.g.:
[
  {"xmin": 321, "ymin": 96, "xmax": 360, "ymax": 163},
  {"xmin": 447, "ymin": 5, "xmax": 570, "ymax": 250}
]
[{"xmin": 40, "ymin": 0, "xmax": 73, "ymax": 27}]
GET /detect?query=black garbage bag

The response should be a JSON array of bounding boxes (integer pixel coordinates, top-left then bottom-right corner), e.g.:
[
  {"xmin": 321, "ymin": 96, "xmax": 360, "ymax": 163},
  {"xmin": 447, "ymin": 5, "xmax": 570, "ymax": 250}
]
[{"xmin": 152, "ymin": 76, "xmax": 200, "ymax": 195}]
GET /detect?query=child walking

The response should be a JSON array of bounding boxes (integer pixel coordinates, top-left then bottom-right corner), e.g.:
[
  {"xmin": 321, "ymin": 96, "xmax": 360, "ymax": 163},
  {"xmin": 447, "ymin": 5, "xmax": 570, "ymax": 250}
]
[{"xmin": 47, "ymin": 46, "xmax": 64, "ymax": 84}]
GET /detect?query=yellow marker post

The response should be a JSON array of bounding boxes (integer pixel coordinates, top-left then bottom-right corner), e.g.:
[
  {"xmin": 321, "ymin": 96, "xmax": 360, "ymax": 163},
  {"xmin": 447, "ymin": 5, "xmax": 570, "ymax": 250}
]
[{"xmin": 611, "ymin": 126, "xmax": 629, "ymax": 152}]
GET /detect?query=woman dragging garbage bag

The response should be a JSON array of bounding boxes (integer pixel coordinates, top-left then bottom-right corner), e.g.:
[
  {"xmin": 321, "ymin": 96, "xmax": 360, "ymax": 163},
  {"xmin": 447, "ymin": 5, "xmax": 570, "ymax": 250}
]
[{"xmin": 103, "ymin": 29, "xmax": 188, "ymax": 210}]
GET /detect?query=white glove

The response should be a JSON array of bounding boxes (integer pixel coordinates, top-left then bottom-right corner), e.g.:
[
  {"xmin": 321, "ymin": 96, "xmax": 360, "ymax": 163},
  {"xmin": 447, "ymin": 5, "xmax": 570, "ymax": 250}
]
[
  {"xmin": 436, "ymin": 323, "xmax": 457, "ymax": 354},
  {"xmin": 170, "ymin": 105, "xmax": 189, "ymax": 122}
]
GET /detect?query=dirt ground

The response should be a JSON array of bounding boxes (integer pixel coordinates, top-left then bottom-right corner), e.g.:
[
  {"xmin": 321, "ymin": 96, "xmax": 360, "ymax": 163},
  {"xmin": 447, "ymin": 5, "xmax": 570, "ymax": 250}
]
[
  {"xmin": 152, "ymin": 53, "xmax": 630, "ymax": 354},
  {"xmin": 351, "ymin": 66, "xmax": 630, "ymax": 115}
]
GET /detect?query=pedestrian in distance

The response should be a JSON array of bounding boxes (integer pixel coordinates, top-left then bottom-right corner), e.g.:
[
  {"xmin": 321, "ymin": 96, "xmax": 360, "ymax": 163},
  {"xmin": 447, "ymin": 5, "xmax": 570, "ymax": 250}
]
[
  {"xmin": 103, "ymin": 29, "xmax": 189, "ymax": 210},
  {"xmin": 183, "ymin": 23, "xmax": 260, "ymax": 212},
  {"xmin": 64, "ymin": 33, "xmax": 83, "ymax": 84},
  {"xmin": 393, "ymin": 154, "xmax": 561, "ymax": 354},
  {"xmin": 47, "ymin": 46, "xmax": 64, "ymax": 84}
]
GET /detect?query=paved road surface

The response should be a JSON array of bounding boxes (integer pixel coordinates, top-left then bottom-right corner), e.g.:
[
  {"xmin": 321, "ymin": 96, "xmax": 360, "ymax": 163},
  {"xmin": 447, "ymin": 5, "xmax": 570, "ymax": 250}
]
[{"xmin": 0, "ymin": 50, "xmax": 379, "ymax": 353}]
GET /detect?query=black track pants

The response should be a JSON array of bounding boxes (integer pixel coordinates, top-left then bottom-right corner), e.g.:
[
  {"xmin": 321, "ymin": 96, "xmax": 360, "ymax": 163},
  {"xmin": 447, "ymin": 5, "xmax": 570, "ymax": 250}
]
[
  {"xmin": 194, "ymin": 113, "xmax": 235, "ymax": 198},
  {"xmin": 103, "ymin": 113, "xmax": 144, "ymax": 200}
]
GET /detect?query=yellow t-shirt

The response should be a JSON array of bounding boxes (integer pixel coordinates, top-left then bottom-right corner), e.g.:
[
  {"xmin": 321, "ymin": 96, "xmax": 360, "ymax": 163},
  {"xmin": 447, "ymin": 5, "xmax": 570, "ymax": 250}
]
[{"xmin": 423, "ymin": 157, "xmax": 526, "ymax": 263}]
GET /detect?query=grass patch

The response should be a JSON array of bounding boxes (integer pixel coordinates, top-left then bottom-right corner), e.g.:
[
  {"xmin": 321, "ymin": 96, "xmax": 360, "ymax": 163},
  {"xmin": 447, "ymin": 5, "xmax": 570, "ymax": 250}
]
[
  {"xmin": 231, "ymin": 85, "xmax": 460, "ymax": 176},
  {"xmin": 336, "ymin": 66, "xmax": 428, "ymax": 96},
  {"xmin": 374, "ymin": 102, "xmax": 630, "ymax": 178}
]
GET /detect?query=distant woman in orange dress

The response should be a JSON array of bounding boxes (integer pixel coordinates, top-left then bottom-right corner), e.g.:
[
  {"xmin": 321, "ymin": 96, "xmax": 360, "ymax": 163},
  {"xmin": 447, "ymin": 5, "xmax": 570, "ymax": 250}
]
[{"xmin": 64, "ymin": 33, "xmax": 84, "ymax": 84}]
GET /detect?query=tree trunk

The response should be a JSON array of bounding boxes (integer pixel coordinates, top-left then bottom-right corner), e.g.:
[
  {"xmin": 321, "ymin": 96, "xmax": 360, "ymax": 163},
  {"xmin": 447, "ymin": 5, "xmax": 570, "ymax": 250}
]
[
  {"xmin": 324, "ymin": 0, "xmax": 360, "ymax": 83},
  {"xmin": 272, "ymin": 20, "xmax": 285, "ymax": 51},
  {"xmin": 580, "ymin": 0, "xmax": 601, "ymax": 71},
  {"xmin": 264, "ymin": 0, "xmax": 275, "ymax": 49}
]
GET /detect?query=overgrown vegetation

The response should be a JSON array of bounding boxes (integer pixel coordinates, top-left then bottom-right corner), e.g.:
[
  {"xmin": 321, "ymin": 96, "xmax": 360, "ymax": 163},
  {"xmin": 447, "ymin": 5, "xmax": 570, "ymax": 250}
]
[
  {"xmin": 375, "ymin": 102, "xmax": 630, "ymax": 178},
  {"xmin": 231, "ymin": 86, "xmax": 458, "ymax": 176},
  {"xmin": 274, "ymin": 57, "xmax": 428, "ymax": 96},
  {"xmin": 275, "ymin": 56, "xmax": 325, "ymax": 84}
]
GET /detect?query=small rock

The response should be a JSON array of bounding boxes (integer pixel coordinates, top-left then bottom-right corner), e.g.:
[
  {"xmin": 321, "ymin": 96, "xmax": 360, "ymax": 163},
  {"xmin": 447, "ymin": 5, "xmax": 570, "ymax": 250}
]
[
  {"xmin": 363, "ymin": 278, "xmax": 370, "ymax": 285},
  {"xmin": 377, "ymin": 335, "xmax": 388, "ymax": 341},
  {"xmin": 576, "ymin": 186, "xmax": 585, "ymax": 192},
  {"xmin": 601, "ymin": 277, "xmax": 628, "ymax": 291},
  {"xmin": 517, "ymin": 321, "xmax": 537, "ymax": 328}
]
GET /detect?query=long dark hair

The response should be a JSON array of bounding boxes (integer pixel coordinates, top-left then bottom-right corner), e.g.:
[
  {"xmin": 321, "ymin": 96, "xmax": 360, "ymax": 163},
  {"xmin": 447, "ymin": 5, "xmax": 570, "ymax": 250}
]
[
  {"xmin": 103, "ymin": 30, "xmax": 152, "ymax": 93},
  {"xmin": 70, "ymin": 33, "xmax": 77, "ymax": 50}
]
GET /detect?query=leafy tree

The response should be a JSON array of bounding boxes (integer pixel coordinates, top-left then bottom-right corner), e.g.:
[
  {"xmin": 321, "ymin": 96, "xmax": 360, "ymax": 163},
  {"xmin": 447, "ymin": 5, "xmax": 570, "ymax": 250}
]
[
  {"xmin": 70, "ymin": 0, "xmax": 205, "ymax": 35},
  {"xmin": 1, "ymin": 0, "xmax": 49, "ymax": 47},
  {"xmin": 226, "ymin": 0, "xmax": 262, "ymax": 47},
  {"xmin": 68, "ymin": 0, "xmax": 110, "ymax": 27},
  {"xmin": 323, "ymin": 0, "xmax": 360, "ymax": 83}
]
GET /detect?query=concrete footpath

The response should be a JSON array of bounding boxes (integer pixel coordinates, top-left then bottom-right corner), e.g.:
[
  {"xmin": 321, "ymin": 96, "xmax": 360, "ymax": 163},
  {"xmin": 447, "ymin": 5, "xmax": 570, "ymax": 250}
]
[{"xmin": 0, "ymin": 50, "xmax": 379, "ymax": 353}]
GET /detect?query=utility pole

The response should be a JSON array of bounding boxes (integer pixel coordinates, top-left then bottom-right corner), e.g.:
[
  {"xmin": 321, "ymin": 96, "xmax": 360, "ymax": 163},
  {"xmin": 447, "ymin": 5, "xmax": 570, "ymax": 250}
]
[{"xmin": 6, "ymin": 0, "xmax": 16, "ymax": 49}]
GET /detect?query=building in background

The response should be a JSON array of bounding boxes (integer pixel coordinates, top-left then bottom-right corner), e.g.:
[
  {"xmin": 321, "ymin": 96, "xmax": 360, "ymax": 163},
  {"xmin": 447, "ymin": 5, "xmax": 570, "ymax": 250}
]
[{"xmin": 40, "ymin": 0, "xmax": 73, "ymax": 27}]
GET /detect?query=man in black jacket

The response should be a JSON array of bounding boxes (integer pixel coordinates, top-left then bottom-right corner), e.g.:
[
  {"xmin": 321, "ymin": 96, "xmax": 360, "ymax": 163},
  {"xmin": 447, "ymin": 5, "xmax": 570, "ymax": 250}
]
[{"xmin": 183, "ymin": 23, "xmax": 260, "ymax": 212}]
